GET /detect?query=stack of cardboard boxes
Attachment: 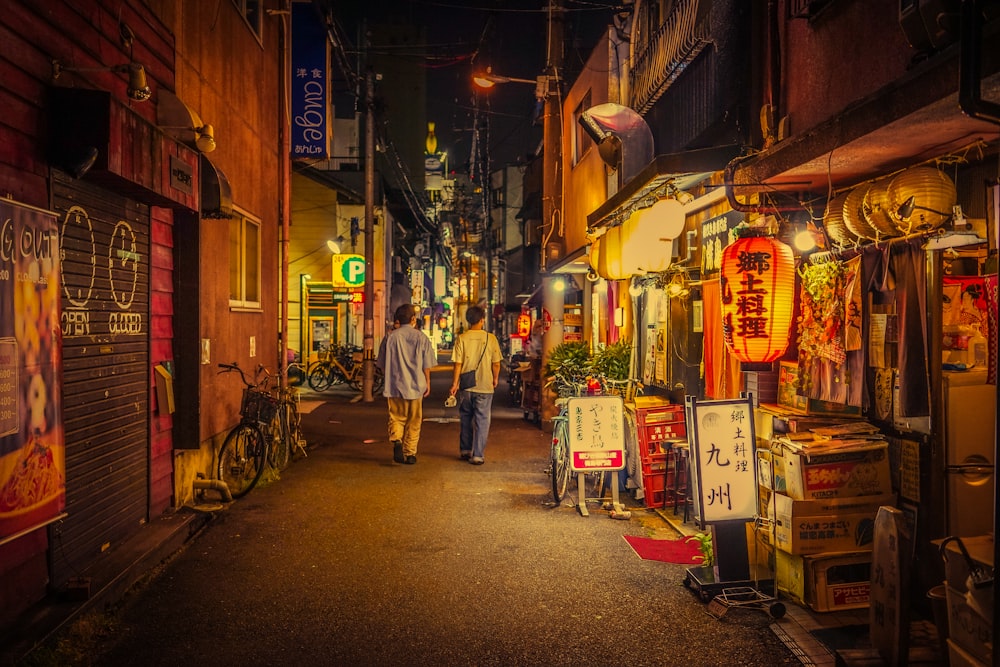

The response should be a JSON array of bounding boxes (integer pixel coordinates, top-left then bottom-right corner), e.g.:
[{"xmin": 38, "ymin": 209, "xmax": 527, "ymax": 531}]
[{"xmin": 757, "ymin": 367, "xmax": 896, "ymax": 613}]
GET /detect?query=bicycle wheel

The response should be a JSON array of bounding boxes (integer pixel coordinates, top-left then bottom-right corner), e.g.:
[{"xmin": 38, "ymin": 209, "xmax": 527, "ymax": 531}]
[
  {"xmin": 550, "ymin": 418, "xmax": 571, "ymax": 503},
  {"xmin": 373, "ymin": 366, "xmax": 384, "ymax": 394},
  {"xmin": 268, "ymin": 401, "xmax": 291, "ymax": 471},
  {"xmin": 307, "ymin": 363, "xmax": 333, "ymax": 391},
  {"xmin": 218, "ymin": 423, "xmax": 266, "ymax": 498}
]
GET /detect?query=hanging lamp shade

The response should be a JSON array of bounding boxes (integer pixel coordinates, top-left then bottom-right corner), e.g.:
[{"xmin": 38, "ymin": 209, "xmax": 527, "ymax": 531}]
[
  {"xmin": 598, "ymin": 225, "xmax": 627, "ymax": 280},
  {"xmin": 823, "ymin": 191, "xmax": 859, "ymax": 247},
  {"xmin": 620, "ymin": 211, "xmax": 646, "ymax": 275},
  {"xmin": 887, "ymin": 166, "xmax": 956, "ymax": 234},
  {"xmin": 719, "ymin": 234, "xmax": 796, "ymax": 370},
  {"xmin": 842, "ymin": 185, "xmax": 879, "ymax": 240}
]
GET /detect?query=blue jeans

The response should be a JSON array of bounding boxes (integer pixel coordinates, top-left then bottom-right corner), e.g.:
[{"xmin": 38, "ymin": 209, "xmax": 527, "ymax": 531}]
[{"xmin": 458, "ymin": 391, "xmax": 493, "ymax": 458}]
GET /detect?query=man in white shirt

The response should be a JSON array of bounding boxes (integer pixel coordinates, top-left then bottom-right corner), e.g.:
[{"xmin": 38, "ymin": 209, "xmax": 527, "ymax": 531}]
[{"xmin": 377, "ymin": 304, "xmax": 437, "ymax": 465}]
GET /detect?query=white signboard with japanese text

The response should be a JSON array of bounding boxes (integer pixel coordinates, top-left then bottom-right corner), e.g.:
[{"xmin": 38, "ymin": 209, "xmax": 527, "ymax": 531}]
[
  {"xmin": 567, "ymin": 396, "xmax": 625, "ymax": 472},
  {"xmin": 687, "ymin": 396, "xmax": 757, "ymax": 524}
]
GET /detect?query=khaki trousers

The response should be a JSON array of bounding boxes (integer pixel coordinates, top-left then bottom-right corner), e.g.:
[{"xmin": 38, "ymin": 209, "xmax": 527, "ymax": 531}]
[{"xmin": 386, "ymin": 397, "xmax": 423, "ymax": 456}]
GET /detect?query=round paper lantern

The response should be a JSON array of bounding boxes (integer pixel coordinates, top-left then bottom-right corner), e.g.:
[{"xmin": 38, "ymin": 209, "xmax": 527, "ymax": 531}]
[
  {"xmin": 598, "ymin": 225, "xmax": 627, "ymax": 280},
  {"xmin": 719, "ymin": 234, "xmax": 796, "ymax": 370},
  {"xmin": 620, "ymin": 211, "xmax": 646, "ymax": 276},
  {"xmin": 823, "ymin": 191, "xmax": 859, "ymax": 247},
  {"xmin": 862, "ymin": 179, "xmax": 900, "ymax": 238},
  {"xmin": 588, "ymin": 236, "xmax": 602, "ymax": 272},
  {"xmin": 842, "ymin": 185, "xmax": 879, "ymax": 240},
  {"xmin": 516, "ymin": 313, "xmax": 531, "ymax": 337},
  {"xmin": 887, "ymin": 166, "xmax": 956, "ymax": 234}
]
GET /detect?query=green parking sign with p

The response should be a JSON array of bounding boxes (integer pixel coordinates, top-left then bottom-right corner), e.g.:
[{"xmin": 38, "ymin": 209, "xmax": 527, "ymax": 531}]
[{"xmin": 332, "ymin": 254, "xmax": 366, "ymax": 287}]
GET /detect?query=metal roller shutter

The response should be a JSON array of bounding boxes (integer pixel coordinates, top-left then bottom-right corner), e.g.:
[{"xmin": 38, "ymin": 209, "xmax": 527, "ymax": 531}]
[{"xmin": 49, "ymin": 170, "xmax": 150, "ymax": 588}]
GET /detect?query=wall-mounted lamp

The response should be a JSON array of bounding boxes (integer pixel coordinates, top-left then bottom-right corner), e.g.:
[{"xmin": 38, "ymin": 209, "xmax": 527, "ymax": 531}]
[
  {"xmin": 52, "ymin": 59, "xmax": 151, "ymax": 102},
  {"xmin": 327, "ymin": 237, "xmax": 345, "ymax": 254},
  {"xmin": 160, "ymin": 124, "xmax": 216, "ymax": 153}
]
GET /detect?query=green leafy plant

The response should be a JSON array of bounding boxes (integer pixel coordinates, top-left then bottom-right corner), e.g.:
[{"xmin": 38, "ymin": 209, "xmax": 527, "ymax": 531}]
[
  {"xmin": 544, "ymin": 341, "xmax": 592, "ymax": 395},
  {"xmin": 687, "ymin": 532, "xmax": 714, "ymax": 566},
  {"xmin": 591, "ymin": 340, "xmax": 632, "ymax": 382}
]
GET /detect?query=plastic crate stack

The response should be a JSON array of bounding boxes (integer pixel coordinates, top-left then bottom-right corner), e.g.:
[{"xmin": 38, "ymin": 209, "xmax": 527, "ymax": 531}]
[{"xmin": 633, "ymin": 403, "xmax": 686, "ymax": 509}]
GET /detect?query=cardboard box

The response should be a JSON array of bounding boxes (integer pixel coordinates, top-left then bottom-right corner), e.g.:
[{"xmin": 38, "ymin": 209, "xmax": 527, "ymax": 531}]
[
  {"xmin": 776, "ymin": 550, "xmax": 872, "ymax": 612},
  {"xmin": 945, "ymin": 586, "xmax": 993, "ymax": 664},
  {"xmin": 777, "ymin": 361, "xmax": 862, "ymax": 416},
  {"xmin": 777, "ymin": 441, "xmax": 892, "ymax": 500},
  {"xmin": 772, "ymin": 492, "xmax": 894, "ymax": 555}
]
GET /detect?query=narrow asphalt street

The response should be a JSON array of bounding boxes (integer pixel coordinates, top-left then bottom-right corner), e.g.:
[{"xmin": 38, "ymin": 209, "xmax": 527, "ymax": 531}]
[{"xmin": 78, "ymin": 363, "xmax": 798, "ymax": 666}]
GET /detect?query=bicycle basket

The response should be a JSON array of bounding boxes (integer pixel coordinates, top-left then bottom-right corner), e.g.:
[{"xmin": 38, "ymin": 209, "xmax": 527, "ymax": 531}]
[{"xmin": 242, "ymin": 389, "xmax": 279, "ymax": 424}]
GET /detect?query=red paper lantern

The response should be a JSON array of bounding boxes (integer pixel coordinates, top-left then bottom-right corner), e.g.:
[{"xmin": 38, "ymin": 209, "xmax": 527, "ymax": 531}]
[
  {"xmin": 719, "ymin": 234, "xmax": 795, "ymax": 370},
  {"xmin": 516, "ymin": 313, "xmax": 531, "ymax": 338}
]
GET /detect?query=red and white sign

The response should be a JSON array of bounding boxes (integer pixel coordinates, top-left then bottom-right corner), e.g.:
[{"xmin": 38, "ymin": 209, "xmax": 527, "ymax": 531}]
[
  {"xmin": 541, "ymin": 308, "xmax": 553, "ymax": 333},
  {"xmin": 566, "ymin": 396, "xmax": 625, "ymax": 472}
]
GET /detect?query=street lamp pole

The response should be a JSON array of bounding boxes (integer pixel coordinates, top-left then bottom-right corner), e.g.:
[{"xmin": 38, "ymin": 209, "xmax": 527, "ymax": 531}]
[{"xmin": 363, "ymin": 69, "xmax": 376, "ymax": 402}]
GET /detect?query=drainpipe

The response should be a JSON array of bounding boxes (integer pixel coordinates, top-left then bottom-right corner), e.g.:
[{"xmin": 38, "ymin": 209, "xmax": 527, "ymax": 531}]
[{"xmin": 193, "ymin": 477, "xmax": 233, "ymax": 503}]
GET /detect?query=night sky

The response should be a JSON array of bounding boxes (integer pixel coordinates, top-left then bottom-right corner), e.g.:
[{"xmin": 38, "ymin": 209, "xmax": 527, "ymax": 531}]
[{"xmin": 331, "ymin": 0, "xmax": 616, "ymax": 170}]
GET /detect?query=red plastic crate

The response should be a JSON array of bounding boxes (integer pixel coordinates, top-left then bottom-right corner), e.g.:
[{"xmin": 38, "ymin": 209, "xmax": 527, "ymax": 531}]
[
  {"xmin": 635, "ymin": 404, "xmax": 685, "ymax": 426},
  {"xmin": 639, "ymin": 421, "xmax": 686, "ymax": 444},
  {"xmin": 635, "ymin": 404, "xmax": 687, "ymax": 459},
  {"xmin": 641, "ymin": 459, "xmax": 678, "ymax": 509}
]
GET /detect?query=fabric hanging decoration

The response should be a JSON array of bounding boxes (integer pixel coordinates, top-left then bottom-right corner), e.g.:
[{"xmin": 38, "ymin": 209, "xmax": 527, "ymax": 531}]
[{"xmin": 719, "ymin": 233, "xmax": 796, "ymax": 371}]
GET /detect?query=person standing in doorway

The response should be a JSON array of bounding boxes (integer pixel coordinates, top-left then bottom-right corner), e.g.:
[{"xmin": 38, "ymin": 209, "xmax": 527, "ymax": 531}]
[
  {"xmin": 377, "ymin": 303, "xmax": 437, "ymax": 465},
  {"xmin": 449, "ymin": 305, "xmax": 502, "ymax": 465}
]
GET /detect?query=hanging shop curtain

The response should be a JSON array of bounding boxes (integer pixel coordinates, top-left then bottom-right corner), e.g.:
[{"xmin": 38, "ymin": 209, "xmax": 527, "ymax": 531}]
[
  {"xmin": 702, "ymin": 279, "xmax": 743, "ymax": 399},
  {"xmin": 861, "ymin": 238, "xmax": 929, "ymax": 417}
]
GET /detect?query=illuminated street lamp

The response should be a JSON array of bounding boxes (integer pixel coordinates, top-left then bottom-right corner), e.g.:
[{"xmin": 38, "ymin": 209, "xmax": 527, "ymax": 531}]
[{"xmin": 473, "ymin": 67, "xmax": 538, "ymax": 88}]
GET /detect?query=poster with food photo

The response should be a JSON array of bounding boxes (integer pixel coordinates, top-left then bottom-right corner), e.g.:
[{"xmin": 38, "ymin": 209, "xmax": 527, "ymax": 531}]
[{"xmin": 0, "ymin": 199, "xmax": 63, "ymax": 541}]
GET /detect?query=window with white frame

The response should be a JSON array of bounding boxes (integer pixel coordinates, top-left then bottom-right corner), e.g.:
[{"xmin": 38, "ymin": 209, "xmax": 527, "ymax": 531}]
[
  {"xmin": 229, "ymin": 211, "xmax": 261, "ymax": 308},
  {"xmin": 231, "ymin": 0, "xmax": 262, "ymax": 39},
  {"xmin": 573, "ymin": 91, "xmax": 592, "ymax": 166}
]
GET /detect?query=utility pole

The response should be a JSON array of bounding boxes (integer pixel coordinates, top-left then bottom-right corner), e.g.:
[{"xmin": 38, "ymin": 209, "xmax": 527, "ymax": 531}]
[
  {"xmin": 540, "ymin": 0, "xmax": 564, "ymax": 426},
  {"xmin": 362, "ymin": 69, "xmax": 376, "ymax": 402}
]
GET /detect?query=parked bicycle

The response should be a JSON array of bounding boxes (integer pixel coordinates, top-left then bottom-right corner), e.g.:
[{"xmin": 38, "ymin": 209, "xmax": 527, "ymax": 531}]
[
  {"xmin": 216, "ymin": 362, "xmax": 278, "ymax": 498},
  {"xmin": 307, "ymin": 344, "xmax": 384, "ymax": 393},
  {"xmin": 268, "ymin": 361, "xmax": 308, "ymax": 471},
  {"xmin": 548, "ymin": 376, "xmax": 640, "ymax": 505}
]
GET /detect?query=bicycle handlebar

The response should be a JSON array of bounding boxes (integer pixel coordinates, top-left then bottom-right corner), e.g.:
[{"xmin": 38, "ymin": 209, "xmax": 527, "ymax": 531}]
[{"xmin": 217, "ymin": 362, "xmax": 270, "ymax": 389}]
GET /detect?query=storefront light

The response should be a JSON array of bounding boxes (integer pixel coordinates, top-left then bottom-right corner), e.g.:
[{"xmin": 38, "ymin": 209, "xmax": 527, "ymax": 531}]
[{"xmin": 794, "ymin": 228, "xmax": 817, "ymax": 252}]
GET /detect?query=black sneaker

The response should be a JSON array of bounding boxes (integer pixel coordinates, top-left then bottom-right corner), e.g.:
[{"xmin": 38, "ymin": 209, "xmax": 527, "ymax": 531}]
[
  {"xmin": 459, "ymin": 451, "xmax": 471, "ymax": 460},
  {"xmin": 404, "ymin": 455, "xmax": 417, "ymax": 465},
  {"xmin": 392, "ymin": 441, "xmax": 404, "ymax": 463}
]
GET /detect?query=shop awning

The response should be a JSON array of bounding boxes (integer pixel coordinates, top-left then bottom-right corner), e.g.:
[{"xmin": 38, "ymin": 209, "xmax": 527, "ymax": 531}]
[
  {"xmin": 200, "ymin": 154, "xmax": 233, "ymax": 219},
  {"xmin": 547, "ymin": 245, "xmax": 590, "ymax": 275},
  {"xmin": 587, "ymin": 144, "xmax": 742, "ymax": 229}
]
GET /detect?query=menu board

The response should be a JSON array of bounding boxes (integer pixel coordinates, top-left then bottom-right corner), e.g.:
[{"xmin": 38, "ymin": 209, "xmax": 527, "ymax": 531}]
[
  {"xmin": 0, "ymin": 199, "xmax": 64, "ymax": 541},
  {"xmin": 566, "ymin": 396, "xmax": 625, "ymax": 472},
  {"xmin": 687, "ymin": 396, "xmax": 757, "ymax": 523}
]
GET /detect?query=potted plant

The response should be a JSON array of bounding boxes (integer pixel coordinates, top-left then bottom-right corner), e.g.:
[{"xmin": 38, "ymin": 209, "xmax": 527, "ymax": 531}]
[
  {"xmin": 590, "ymin": 340, "xmax": 638, "ymax": 400},
  {"xmin": 544, "ymin": 341, "xmax": 592, "ymax": 396}
]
